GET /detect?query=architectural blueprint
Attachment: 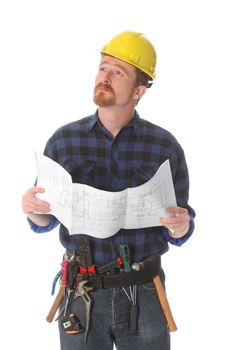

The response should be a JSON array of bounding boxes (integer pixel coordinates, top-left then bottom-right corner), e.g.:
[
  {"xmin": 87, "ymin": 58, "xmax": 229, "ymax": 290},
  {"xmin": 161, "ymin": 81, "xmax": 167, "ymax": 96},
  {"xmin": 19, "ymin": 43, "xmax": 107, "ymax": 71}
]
[{"xmin": 35, "ymin": 153, "xmax": 177, "ymax": 238}]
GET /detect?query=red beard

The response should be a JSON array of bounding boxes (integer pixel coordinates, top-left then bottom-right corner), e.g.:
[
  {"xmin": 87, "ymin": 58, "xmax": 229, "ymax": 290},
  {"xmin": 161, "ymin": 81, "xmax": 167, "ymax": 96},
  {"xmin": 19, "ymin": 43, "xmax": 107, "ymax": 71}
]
[{"xmin": 93, "ymin": 83, "xmax": 116, "ymax": 107}]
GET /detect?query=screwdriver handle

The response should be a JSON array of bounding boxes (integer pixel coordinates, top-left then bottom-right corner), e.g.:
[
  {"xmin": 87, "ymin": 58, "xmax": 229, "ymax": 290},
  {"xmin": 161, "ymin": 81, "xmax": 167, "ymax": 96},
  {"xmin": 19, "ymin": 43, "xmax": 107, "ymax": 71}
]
[
  {"xmin": 119, "ymin": 244, "xmax": 131, "ymax": 272},
  {"xmin": 153, "ymin": 275, "xmax": 177, "ymax": 332},
  {"xmin": 46, "ymin": 284, "xmax": 65, "ymax": 323}
]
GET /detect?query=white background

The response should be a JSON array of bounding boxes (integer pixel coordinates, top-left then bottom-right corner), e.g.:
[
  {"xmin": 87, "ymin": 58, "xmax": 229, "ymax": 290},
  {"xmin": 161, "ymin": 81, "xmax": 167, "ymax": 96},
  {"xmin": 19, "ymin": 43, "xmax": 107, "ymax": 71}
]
[{"xmin": 1, "ymin": 0, "xmax": 232, "ymax": 349}]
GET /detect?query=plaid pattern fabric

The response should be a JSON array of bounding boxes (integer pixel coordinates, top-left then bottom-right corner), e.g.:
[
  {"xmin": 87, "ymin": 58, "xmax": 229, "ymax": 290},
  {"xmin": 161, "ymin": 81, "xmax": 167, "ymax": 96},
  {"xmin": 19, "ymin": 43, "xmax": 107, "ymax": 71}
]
[{"xmin": 29, "ymin": 110, "xmax": 195, "ymax": 265}]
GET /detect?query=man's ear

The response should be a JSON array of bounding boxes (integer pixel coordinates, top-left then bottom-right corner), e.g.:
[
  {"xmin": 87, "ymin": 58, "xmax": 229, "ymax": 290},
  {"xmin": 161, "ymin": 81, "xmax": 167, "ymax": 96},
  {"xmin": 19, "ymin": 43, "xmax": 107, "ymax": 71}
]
[{"xmin": 134, "ymin": 85, "xmax": 147, "ymax": 100}]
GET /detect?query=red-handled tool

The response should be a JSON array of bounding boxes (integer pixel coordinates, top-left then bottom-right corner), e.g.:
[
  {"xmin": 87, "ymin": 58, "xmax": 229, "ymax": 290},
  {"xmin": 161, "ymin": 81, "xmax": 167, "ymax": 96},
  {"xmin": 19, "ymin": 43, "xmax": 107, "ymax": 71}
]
[
  {"xmin": 79, "ymin": 265, "xmax": 96, "ymax": 275},
  {"xmin": 61, "ymin": 259, "xmax": 70, "ymax": 285},
  {"xmin": 97, "ymin": 256, "xmax": 123, "ymax": 275},
  {"xmin": 79, "ymin": 237, "xmax": 96, "ymax": 275}
]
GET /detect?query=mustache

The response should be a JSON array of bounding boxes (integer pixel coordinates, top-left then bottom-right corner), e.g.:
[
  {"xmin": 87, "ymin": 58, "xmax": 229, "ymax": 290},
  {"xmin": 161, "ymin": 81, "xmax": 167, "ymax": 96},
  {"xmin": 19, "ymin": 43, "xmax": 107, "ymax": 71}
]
[{"xmin": 94, "ymin": 83, "xmax": 114, "ymax": 93}]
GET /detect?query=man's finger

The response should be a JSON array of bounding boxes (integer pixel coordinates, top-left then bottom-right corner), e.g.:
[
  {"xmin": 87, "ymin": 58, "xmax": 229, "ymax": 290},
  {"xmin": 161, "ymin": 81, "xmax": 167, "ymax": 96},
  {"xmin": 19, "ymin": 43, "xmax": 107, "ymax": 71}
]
[
  {"xmin": 160, "ymin": 215, "xmax": 188, "ymax": 225},
  {"xmin": 166, "ymin": 207, "xmax": 188, "ymax": 215},
  {"xmin": 28, "ymin": 187, "xmax": 45, "ymax": 194}
]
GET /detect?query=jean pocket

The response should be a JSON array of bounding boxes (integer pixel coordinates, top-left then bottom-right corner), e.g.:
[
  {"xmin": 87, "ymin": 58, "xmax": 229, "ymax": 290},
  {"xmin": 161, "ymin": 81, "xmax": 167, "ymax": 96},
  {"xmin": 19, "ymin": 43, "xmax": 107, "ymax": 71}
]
[
  {"xmin": 140, "ymin": 269, "xmax": 166, "ymax": 291},
  {"xmin": 140, "ymin": 280, "xmax": 156, "ymax": 291}
]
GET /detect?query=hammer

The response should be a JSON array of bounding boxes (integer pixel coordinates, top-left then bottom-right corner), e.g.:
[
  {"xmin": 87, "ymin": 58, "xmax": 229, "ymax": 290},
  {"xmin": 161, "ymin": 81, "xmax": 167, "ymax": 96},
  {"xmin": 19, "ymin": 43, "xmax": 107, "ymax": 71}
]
[{"xmin": 153, "ymin": 275, "xmax": 177, "ymax": 332}]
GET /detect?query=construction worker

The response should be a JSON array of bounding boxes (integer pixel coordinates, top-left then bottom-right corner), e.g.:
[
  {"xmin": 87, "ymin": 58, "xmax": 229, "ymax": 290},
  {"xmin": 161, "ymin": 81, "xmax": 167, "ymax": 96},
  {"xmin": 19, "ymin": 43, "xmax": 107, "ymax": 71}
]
[{"xmin": 22, "ymin": 31, "xmax": 195, "ymax": 350}]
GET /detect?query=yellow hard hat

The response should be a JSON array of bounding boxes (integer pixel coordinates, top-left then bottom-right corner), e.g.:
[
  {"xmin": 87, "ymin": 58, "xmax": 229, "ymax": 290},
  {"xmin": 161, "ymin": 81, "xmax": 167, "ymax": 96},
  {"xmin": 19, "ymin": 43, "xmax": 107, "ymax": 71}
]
[{"xmin": 101, "ymin": 31, "xmax": 156, "ymax": 79}]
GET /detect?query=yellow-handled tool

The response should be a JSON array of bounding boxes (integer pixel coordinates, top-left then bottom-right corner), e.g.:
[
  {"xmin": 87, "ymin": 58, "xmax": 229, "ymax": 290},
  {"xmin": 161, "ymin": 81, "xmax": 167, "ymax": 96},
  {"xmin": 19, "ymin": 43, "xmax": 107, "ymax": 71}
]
[
  {"xmin": 46, "ymin": 284, "xmax": 65, "ymax": 323},
  {"xmin": 153, "ymin": 275, "xmax": 177, "ymax": 332}
]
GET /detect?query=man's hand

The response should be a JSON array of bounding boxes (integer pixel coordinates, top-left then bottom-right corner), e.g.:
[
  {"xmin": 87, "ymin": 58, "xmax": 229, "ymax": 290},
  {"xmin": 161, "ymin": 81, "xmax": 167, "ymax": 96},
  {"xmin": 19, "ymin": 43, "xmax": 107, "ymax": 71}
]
[
  {"xmin": 160, "ymin": 207, "xmax": 190, "ymax": 238},
  {"xmin": 22, "ymin": 187, "xmax": 51, "ymax": 215}
]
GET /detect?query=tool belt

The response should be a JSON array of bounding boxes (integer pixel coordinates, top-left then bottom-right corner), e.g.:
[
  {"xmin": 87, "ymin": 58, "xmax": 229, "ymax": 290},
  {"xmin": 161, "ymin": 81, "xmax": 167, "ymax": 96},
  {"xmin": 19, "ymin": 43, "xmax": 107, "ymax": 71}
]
[
  {"xmin": 46, "ymin": 240, "xmax": 177, "ymax": 340},
  {"xmin": 87, "ymin": 253, "xmax": 161, "ymax": 289},
  {"xmin": 63, "ymin": 238, "xmax": 161, "ymax": 289}
]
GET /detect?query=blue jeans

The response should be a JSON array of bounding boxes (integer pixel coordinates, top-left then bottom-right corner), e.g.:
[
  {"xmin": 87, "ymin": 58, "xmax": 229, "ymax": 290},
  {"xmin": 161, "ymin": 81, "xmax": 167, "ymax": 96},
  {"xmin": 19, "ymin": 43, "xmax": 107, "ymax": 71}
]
[{"xmin": 59, "ymin": 273, "xmax": 170, "ymax": 350}]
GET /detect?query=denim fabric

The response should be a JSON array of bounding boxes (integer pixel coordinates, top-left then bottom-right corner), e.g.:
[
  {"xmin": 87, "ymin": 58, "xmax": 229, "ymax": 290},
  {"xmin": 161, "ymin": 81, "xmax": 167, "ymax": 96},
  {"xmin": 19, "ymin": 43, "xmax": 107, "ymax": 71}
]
[{"xmin": 59, "ymin": 274, "xmax": 170, "ymax": 350}]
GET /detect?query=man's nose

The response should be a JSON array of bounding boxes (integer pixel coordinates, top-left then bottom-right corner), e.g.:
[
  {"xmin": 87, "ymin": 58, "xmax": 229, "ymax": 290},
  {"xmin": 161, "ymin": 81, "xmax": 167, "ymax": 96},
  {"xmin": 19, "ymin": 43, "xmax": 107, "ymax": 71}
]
[{"xmin": 103, "ymin": 70, "xmax": 112, "ymax": 84}]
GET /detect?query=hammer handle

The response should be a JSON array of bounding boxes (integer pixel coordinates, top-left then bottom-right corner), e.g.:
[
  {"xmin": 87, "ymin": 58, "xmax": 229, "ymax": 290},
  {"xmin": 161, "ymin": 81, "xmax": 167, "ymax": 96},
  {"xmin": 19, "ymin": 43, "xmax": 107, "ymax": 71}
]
[
  {"xmin": 46, "ymin": 284, "xmax": 65, "ymax": 323},
  {"xmin": 153, "ymin": 275, "xmax": 177, "ymax": 332}
]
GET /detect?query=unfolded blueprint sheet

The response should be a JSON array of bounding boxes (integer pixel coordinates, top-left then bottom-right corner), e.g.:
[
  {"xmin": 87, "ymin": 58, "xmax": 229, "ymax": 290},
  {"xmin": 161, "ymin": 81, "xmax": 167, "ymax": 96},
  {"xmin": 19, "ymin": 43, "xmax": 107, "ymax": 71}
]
[{"xmin": 35, "ymin": 153, "xmax": 177, "ymax": 238}]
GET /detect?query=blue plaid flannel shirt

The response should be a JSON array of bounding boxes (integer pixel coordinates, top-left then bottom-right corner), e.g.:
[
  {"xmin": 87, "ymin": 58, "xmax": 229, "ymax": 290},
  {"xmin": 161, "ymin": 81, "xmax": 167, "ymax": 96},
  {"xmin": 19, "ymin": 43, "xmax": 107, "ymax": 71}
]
[{"xmin": 28, "ymin": 110, "xmax": 195, "ymax": 265}]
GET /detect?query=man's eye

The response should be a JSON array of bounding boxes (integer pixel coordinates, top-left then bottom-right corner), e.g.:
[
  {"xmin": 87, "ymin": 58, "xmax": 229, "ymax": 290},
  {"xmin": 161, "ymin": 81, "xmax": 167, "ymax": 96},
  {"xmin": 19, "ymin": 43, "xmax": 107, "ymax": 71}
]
[{"xmin": 114, "ymin": 69, "xmax": 123, "ymax": 76}]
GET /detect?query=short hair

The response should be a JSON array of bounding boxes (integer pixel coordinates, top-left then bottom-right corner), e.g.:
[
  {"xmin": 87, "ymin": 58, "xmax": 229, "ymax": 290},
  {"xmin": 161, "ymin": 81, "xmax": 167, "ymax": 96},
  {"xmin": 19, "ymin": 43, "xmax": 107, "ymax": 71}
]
[{"xmin": 135, "ymin": 69, "xmax": 153, "ymax": 88}]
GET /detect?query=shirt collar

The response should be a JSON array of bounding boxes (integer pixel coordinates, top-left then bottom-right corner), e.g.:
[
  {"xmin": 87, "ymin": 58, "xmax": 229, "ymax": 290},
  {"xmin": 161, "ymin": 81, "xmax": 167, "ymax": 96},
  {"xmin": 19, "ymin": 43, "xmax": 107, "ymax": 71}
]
[
  {"xmin": 127, "ymin": 110, "xmax": 142, "ymax": 137},
  {"xmin": 87, "ymin": 109, "xmax": 142, "ymax": 137},
  {"xmin": 87, "ymin": 111, "xmax": 99, "ymax": 131}
]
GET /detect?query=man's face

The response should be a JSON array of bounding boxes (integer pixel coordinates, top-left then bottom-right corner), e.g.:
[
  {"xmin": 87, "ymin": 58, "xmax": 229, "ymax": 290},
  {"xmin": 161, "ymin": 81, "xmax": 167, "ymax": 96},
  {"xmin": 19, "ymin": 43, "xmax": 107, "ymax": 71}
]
[{"xmin": 93, "ymin": 55, "xmax": 138, "ymax": 108}]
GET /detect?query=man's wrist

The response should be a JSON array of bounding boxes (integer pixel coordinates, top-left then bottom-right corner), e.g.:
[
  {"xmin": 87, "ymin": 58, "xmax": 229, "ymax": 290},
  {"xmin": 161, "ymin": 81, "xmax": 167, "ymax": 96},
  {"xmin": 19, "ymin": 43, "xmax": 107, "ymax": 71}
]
[{"xmin": 27, "ymin": 213, "xmax": 51, "ymax": 227}]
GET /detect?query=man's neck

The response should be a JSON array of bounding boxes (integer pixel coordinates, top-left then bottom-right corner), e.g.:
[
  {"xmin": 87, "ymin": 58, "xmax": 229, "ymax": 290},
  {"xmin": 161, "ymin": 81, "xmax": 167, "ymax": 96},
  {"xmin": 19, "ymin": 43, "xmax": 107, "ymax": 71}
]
[{"xmin": 98, "ymin": 106, "xmax": 135, "ymax": 137}]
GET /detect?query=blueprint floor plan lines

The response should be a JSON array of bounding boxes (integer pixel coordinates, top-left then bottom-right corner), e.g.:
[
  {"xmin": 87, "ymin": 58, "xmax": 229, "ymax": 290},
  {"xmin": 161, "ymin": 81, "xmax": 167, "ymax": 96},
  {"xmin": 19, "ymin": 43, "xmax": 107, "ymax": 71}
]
[{"xmin": 35, "ymin": 153, "xmax": 177, "ymax": 238}]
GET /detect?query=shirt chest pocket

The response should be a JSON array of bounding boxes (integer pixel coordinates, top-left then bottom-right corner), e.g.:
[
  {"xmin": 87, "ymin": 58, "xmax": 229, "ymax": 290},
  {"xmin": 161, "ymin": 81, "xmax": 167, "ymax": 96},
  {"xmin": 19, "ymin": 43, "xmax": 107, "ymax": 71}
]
[
  {"xmin": 131, "ymin": 166, "xmax": 157, "ymax": 187},
  {"xmin": 64, "ymin": 160, "xmax": 96, "ymax": 185}
]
